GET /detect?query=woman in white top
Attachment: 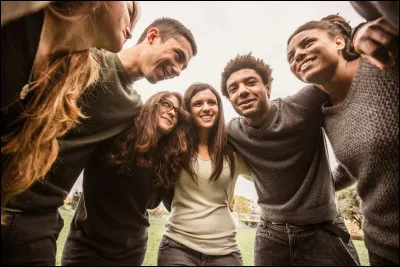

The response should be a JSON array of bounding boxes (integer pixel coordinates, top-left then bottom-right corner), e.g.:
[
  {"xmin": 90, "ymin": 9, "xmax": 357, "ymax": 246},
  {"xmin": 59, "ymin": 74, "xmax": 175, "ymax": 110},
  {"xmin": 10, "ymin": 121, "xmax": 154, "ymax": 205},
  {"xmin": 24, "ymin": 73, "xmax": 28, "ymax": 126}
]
[{"xmin": 157, "ymin": 82, "xmax": 251, "ymax": 266}]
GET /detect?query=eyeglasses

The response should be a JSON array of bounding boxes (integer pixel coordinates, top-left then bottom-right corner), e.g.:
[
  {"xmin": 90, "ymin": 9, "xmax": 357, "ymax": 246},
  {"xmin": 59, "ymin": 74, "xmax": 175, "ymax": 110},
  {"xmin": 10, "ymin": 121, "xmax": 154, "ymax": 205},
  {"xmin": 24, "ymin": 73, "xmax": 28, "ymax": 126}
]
[{"xmin": 158, "ymin": 98, "xmax": 180, "ymax": 117}]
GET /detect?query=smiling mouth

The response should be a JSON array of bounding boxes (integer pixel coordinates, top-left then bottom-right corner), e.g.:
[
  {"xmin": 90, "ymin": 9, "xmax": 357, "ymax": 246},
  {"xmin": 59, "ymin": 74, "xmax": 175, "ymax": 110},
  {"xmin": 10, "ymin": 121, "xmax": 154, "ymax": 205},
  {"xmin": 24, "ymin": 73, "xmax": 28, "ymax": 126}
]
[
  {"xmin": 299, "ymin": 57, "xmax": 316, "ymax": 71},
  {"xmin": 162, "ymin": 67, "xmax": 172, "ymax": 80},
  {"xmin": 238, "ymin": 99, "xmax": 255, "ymax": 107},
  {"xmin": 161, "ymin": 116, "xmax": 173, "ymax": 125},
  {"xmin": 200, "ymin": 115, "xmax": 213, "ymax": 121}
]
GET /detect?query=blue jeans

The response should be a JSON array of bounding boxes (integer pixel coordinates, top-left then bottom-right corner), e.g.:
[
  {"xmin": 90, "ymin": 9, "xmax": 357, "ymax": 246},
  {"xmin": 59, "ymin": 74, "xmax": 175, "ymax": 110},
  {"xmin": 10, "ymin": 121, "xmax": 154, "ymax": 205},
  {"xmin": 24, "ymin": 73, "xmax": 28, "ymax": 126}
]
[
  {"xmin": 157, "ymin": 235, "xmax": 243, "ymax": 266},
  {"xmin": 254, "ymin": 218, "xmax": 360, "ymax": 266}
]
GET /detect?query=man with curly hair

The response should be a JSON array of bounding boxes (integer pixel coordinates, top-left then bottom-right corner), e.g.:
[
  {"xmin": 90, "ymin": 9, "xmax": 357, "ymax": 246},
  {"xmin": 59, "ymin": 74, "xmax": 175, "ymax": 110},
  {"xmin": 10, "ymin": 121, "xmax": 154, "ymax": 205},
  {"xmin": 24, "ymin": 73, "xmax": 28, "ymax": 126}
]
[{"xmin": 221, "ymin": 53, "xmax": 359, "ymax": 266}]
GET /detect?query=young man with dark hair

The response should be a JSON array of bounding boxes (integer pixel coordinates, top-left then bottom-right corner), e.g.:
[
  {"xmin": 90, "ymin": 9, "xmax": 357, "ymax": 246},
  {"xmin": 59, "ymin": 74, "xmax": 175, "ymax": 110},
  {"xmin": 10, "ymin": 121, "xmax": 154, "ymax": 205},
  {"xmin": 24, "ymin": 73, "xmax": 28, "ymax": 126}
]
[
  {"xmin": 221, "ymin": 53, "xmax": 359, "ymax": 266},
  {"xmin": 1, "ymin": 17, "xmax": 197, "ymax": 266}
]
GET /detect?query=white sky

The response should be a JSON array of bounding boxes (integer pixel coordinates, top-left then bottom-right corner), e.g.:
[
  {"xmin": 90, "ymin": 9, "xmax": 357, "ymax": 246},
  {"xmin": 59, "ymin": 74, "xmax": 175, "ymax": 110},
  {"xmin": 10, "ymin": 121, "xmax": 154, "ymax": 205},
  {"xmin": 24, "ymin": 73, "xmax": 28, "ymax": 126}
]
[{"xmin": 69, "ymin": 1, "xmax": 365, "ymax": 201}]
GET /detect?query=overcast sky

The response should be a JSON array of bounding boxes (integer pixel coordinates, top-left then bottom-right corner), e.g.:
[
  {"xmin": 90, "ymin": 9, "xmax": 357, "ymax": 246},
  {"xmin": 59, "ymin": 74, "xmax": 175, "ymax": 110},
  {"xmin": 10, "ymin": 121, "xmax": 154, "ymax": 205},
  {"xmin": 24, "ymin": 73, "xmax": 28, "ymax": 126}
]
[{"xmin": 70, "ymin": 1, "xmax": 365, "ymax": 201}]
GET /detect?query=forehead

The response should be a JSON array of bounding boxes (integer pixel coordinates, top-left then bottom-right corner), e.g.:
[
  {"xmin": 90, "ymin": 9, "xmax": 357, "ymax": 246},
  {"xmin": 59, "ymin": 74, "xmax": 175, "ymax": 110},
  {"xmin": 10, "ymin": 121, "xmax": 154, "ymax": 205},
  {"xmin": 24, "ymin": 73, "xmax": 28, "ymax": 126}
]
[
  {"xmin": 227, "ymin": 68, "xmax": 262, "ymax": 86},
  {"xmin": 287, "ymin": 29, "xmax": 328, "ymax": 51},
  {"xmin": 165, "ymin": 95, "xmax": 180, "ymax": 107},
  {"xmin": 190, "ymin": 89, "xmax": 217, "ymax": 102}
]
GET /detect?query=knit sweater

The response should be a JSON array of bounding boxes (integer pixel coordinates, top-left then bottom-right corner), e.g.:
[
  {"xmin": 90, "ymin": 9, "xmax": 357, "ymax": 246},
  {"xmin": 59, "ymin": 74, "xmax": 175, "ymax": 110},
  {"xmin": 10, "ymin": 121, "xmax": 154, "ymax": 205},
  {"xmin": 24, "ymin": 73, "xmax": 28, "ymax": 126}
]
[
  {"xmin": 227, "ymin": 85, "xmax": 338, "ymax": 225},
  {"xmin": 322, "ymin": 59, "xmax": 399, "ymax": 263}
]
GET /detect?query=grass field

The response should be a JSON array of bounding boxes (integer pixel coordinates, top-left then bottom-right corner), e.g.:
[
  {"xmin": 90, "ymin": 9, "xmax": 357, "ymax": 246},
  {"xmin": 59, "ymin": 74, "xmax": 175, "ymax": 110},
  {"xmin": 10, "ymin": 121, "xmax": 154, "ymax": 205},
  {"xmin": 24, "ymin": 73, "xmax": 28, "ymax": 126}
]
[{"xmin": 57, "ymin": 210, "xmax": 369, "ymax": 266}]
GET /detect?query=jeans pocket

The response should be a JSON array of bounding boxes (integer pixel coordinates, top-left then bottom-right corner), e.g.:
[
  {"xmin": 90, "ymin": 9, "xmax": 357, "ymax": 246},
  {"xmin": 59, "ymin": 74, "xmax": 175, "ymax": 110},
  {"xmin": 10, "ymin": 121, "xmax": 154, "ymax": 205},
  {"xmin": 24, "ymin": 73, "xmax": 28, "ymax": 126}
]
[
  {"xmin": 159, "ymin": 236, "xmax": 180, "ymax": 250},
  {"xmin": 257, "ymin": 224, "xmax": 271, "ymax": 239},
  {"xmin": 326, "ymin": 230, "xmax": 359, "ymax": 266}
]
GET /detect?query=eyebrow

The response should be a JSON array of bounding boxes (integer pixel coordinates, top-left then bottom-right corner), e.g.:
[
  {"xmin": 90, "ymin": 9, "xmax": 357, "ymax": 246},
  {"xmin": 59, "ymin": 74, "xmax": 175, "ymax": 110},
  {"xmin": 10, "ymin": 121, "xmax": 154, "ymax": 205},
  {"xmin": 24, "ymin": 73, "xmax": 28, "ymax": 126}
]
[{"xmin": 287, "ymin": 36, "xmax": 311, "ymax": 61}]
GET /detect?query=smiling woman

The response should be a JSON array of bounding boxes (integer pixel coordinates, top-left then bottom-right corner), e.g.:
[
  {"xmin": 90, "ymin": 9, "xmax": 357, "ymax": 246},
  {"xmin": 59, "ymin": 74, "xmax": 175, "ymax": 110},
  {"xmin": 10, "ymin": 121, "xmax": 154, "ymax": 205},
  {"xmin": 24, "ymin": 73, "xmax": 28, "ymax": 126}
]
[
  {"xmin": 157, "ymin": 82, "xmax": 251, "ymax": 266},
  {"xmin": 60, "ymin": 91, "xmax": 188, "ymax": 266}
]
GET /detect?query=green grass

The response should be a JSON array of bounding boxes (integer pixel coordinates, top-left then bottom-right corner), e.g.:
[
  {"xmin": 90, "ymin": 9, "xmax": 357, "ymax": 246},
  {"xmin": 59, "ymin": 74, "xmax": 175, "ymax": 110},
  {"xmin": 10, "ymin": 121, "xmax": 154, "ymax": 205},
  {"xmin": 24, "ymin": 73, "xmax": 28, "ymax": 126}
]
[{"xmin": 57, "ymin": 210, "xmax": 369, "ymax": 266}]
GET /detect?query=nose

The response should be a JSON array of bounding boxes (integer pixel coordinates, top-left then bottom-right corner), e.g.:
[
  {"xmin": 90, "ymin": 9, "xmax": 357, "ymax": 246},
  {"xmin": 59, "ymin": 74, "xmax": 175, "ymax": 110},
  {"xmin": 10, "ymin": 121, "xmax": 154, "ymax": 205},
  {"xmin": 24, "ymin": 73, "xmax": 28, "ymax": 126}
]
[
  {"xmin": 166, "ymin": 108, "xmax": 177, "ymax": 118},
  {"xmin": 125, "ymin": 27, "xmax": 132, "ymax": 39},
  {"xmin": 172, "ymin": 65, "xmax": 181, "ymax": 77},
  {"xmin": 294, "ymin": 49, "xmax": 307, "ymax": 63},
  {"xmin": 237, "ymin": 83, "xmax": 249, "ymax": 97},
  {"xmin": 202, "ymin": 103, "xmax": 211, "ymax": 112}
]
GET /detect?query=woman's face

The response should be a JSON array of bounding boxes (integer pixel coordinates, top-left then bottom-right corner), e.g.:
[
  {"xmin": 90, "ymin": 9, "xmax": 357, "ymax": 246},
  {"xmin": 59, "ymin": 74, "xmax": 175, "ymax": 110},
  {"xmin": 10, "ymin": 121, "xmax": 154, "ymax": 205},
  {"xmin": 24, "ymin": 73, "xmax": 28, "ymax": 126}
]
[
  {"xmin": 190, "ymin": 89, "xmax": 219, "ymax": 131},
  {"xmin": 156, "ymin": 95, "xmax": 180, "ymax": 136},
  {"xmin": 287, "ymin": 28, "xmax": 344, "ymax": 84},
  {"xmin": 95, "ymin": 1, "xmax": 137, "ymax": 53}
]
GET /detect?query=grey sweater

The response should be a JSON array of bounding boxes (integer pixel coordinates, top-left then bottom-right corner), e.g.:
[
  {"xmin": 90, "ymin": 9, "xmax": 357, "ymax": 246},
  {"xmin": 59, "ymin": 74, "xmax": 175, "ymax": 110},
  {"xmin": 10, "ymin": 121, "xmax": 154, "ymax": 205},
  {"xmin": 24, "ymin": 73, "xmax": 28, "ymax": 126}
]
[
  {"xmin": 228, "ymin": 85, "xmax": 337, "ymax": 225},
  {"xmin": 322, "ymin": 59, "xmax": 399, "ymax": 263}
]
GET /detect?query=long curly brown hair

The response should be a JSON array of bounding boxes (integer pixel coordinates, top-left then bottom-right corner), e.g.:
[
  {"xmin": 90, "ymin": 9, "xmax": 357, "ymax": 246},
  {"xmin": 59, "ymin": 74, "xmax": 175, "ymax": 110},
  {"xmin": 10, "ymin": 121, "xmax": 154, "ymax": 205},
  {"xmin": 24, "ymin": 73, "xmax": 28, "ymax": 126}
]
[
  {"xmin": 1, "ymin": 1, "xmax": 140, "ymax": 223},
  {"xmin": 110, "ymin": 91, "xmax": 189, "ymax": 188}
]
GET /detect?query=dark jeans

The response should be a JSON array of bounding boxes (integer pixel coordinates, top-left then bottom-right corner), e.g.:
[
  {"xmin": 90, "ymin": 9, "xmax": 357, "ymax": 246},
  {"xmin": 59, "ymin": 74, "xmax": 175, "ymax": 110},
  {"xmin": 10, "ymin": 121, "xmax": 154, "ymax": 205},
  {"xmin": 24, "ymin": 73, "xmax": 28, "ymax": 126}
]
[
  {"xmin": 369, "ymin": 251, "xmax": 400, "ymax": 266},
  {"xmin": 157, "ymin": 235, "xmax": 243, "ymax": 266},
  {"xmin": 62, "ymin": 228, "xmax": 148, "ymax": 266},
  {"xmin": 254, "ymin": 218, "xmax": 360, "ymax": 266},
  {"xmin": 1, "ymin": 210, "xmax": 64, "ymax": 266}
]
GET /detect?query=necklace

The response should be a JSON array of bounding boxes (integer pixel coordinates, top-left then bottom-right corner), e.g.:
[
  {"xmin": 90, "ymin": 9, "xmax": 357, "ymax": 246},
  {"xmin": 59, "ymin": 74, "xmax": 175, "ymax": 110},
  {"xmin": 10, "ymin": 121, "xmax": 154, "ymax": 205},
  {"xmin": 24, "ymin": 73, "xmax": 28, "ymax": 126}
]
[{"xmin": 19, "ymin": 68, "xmax": 36, "ymax": 100}]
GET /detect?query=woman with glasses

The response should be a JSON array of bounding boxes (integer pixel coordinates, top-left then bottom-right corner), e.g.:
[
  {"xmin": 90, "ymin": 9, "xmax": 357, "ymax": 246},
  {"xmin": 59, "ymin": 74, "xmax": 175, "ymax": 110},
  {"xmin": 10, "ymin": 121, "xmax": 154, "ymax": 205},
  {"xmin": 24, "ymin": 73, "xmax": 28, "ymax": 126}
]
[
  {"xmin": 157, "ymin": 83, "xmax": 251, "ymax": 266},
  {"xmin": 61, "ymin": 91, "xmax": 188, "ymax": 266}
]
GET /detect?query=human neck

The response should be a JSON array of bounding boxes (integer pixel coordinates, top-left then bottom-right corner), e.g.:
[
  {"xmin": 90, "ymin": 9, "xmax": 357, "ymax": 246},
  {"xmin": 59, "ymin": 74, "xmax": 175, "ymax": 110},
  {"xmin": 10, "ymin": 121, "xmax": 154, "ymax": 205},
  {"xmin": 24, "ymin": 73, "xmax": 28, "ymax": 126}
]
[
  {"xmin": 246, "ymin": 104, "xmax": 270, "ymax": 128},
  {"xmin": 317, "ymin": 59, "xmax": 360, "ymax": 106},
  {"xmin": 119, "ymin": 45, "xmax": 144, "ymax": 82},
  {"xmin": 198, "ymin": 129, "xmax": 210, "ymax": 159}
]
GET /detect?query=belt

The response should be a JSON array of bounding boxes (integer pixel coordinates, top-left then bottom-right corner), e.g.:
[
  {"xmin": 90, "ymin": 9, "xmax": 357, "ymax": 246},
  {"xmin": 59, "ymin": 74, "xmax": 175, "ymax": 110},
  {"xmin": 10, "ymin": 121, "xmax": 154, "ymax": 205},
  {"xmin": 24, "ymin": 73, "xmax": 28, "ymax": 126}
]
[{"xmin": 263, "ymin": 220, "xmax": 350, "ymax": 243}]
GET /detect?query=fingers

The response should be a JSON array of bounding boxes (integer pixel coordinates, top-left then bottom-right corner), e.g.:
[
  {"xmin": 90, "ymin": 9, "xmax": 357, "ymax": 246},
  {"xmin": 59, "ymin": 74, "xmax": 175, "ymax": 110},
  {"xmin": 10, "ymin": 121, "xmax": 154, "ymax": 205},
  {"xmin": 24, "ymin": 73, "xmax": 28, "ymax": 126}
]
[{"xmin": 353, "ymin": 17, "xmax": 399, "ymax": 70}]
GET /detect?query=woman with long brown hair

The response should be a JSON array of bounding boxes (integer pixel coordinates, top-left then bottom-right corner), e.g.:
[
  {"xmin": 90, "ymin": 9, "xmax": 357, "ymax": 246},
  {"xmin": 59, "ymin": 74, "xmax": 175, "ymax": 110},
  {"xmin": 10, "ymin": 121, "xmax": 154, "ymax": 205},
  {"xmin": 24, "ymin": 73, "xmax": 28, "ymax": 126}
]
[
  {"xmin": 1, "ymin": 1, "xmax": 139, "ymax": 265},
  {"xmin": 61, "ymin": 91, "xmax": 187, "ymax": 265},
  {"xmin": 157, "ymin": 83, "xmax": 251, "ymax": 266},
  {"xmin": 1, "ymin": 1, "xmax": 139, "ymax": 219}
]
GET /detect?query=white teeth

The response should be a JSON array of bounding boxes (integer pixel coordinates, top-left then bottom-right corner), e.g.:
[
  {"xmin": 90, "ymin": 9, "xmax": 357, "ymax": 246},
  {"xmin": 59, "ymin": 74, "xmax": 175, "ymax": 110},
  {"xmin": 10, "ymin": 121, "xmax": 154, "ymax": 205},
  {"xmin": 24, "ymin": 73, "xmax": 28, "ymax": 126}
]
[
  {"xmin": 301, "ymin": 60, "xmax": 313, "ymax": 71},
  {"xmin": 201, "ymin": 116, "xmax": 212, "ymax": 121}
]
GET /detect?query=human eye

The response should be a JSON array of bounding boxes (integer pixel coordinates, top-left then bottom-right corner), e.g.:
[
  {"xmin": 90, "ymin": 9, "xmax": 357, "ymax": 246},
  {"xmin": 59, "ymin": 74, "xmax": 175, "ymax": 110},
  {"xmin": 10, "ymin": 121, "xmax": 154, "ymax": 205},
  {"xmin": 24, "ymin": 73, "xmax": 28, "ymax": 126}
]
[{"xmin": 229, "ymin": 85, "xmax": 238, "ymax": 94}]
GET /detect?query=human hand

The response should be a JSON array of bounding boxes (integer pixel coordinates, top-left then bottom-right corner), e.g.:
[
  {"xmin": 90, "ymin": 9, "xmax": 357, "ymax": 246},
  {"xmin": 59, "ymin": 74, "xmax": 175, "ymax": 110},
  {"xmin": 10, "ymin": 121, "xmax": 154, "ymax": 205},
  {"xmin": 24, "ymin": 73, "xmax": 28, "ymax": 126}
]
[{"xmin": 353, "ymin": 17, "xmax": 399, "ymax": 70}]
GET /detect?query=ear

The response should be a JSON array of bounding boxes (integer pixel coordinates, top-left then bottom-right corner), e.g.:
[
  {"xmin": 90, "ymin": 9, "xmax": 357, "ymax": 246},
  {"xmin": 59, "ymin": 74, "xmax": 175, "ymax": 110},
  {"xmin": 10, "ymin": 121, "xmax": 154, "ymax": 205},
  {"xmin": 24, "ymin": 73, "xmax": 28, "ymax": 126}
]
[
  {"xmin": 147, "ymin": 27, "xmax": 160, "ymax": 44},
  {"xmin": 335, "ymin": 35, "xmax": 346, "ymax": 51},
  {"xmin": 265, "ymin": 83, "xmax": 271, "ymax": 99}
]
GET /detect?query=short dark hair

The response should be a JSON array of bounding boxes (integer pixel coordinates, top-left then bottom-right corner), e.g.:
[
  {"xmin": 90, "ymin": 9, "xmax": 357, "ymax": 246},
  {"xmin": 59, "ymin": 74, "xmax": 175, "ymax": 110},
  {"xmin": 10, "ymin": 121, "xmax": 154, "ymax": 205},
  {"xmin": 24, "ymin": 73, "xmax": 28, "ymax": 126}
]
[
  {"xmin": 221, "ymin": 53, "xmax": 273, "ymax": 98},
  {"xmin": 287, "ymin": 14, "xmax": 359, "ymax": 62},
  {"xmin": 137, "ymin": 17, "xmax": 197, "ymax": 56}
]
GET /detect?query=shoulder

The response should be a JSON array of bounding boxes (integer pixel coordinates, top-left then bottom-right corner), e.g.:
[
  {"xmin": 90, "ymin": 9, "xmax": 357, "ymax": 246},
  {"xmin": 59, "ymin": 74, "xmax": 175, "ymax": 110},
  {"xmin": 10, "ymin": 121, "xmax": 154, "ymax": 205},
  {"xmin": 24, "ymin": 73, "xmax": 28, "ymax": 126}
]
[{"xmin": 283, "ymin": 84, "xmax": 327, "ymax": 110}]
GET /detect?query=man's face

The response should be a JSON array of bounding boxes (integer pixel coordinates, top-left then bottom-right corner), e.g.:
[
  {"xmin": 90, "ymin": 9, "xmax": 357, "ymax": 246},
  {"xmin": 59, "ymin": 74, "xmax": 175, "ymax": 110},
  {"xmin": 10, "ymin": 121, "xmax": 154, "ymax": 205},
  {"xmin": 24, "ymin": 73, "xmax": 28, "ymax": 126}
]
[
  {"xmin": 141, "ymin": 35, "xmax": 193, "ymax": 84},
  {"xmin": 226, "ymin": 68, "xmax": 269, "ymax": 119}
]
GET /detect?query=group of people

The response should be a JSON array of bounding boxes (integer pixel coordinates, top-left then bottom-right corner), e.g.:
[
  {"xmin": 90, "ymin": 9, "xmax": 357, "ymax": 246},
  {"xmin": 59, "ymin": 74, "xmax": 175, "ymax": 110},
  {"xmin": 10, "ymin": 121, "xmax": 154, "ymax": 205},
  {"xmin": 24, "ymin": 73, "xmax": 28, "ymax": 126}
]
[{"xmin": 1, "ymin": 1, "xmax": 398, "ymax": 266}]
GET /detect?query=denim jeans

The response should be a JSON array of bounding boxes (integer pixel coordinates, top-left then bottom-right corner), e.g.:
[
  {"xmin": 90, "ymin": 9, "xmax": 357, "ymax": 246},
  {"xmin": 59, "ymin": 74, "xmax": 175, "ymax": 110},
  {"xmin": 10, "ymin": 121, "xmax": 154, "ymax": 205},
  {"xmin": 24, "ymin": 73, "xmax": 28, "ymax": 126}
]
[
  {"xmin": 254, "ymin": 218, "xmax": 360, "ymax": 266},
  {"xmin": 157, "ymin": 235, "xmax": 243, "ymax": 266},
  {"xmin": 1, "ymin": 210, "xmax": 64, "ymax": 266}
]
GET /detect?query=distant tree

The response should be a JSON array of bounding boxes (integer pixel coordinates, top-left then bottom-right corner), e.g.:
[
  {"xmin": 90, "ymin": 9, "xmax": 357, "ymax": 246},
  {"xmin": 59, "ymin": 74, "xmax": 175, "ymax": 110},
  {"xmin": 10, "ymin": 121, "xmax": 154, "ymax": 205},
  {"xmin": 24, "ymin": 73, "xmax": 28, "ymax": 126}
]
[
  {"xmin": 337, "ymin": 185, "xmax": 363, "ymax": 230},
  {"xmin": 233, "ymin": 195, "xmax": 250, "ymax": 214},
  {"xmin": 71, "ymin": 190, "xmax": 82, "ymax": 210}
]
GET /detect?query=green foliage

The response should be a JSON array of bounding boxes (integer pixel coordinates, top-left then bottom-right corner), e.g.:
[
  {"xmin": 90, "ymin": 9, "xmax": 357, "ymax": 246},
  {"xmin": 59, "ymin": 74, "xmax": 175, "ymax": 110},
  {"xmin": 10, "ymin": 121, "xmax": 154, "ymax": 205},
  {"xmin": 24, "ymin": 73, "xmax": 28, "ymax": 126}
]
[
  {"xmin": 233, "ymin": 195, "xmax": 250, "ymax": 214},
  {"xmin": 337, "ymin": 185, "xmax": 363, "ymax": 230}
]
